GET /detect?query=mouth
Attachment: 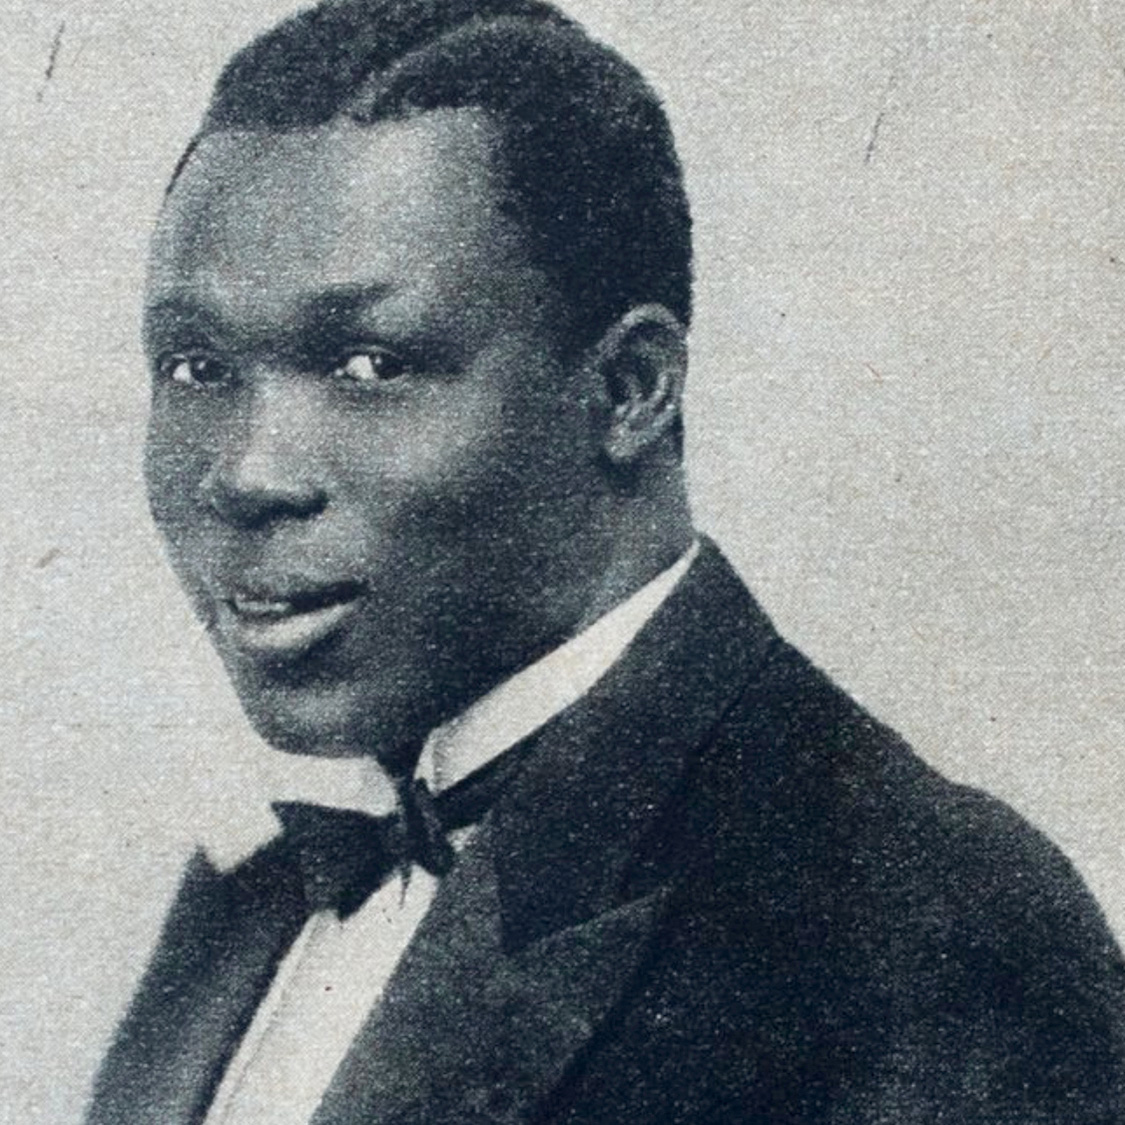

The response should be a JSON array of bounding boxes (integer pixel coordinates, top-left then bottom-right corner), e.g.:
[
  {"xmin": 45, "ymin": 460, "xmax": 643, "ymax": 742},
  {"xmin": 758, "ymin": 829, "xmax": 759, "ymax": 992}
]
[{"xmin": 219, "ymin": 581, "xmax": 366, "ymax": 660}]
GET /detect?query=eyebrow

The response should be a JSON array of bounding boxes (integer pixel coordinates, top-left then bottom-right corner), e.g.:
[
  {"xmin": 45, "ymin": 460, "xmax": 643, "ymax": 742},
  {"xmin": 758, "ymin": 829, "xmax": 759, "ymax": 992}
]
[
  {"xmin": 143, "ymin": 281, "xmax": 399, "ymax": 345},
  {"xmin": 301, "ymin": 282, "xmax": 397, "ymax": 325},
  {"xmin": 143, "ymin": 296, "xmax": 219, "ymax": 336}
]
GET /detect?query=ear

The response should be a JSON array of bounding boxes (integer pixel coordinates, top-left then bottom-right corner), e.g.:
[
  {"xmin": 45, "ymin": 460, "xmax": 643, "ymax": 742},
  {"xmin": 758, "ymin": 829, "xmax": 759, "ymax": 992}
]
[{"xmin": 590, "ymin": 304, "xmax": 688, "ymax": 464}]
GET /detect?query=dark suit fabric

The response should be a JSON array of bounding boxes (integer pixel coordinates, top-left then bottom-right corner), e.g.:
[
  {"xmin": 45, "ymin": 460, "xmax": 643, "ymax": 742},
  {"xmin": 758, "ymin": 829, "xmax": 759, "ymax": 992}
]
[{"xmin": 88, "ymin": 541, "xmax": 1125, "ymax": 1124}]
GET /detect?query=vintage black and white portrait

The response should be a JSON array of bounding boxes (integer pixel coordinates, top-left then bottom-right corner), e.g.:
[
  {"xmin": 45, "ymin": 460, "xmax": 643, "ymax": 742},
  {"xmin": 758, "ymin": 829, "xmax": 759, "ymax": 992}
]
[{"xmin": 2, "ymin": 1, "xmax": 1124, "ymax": 1121}]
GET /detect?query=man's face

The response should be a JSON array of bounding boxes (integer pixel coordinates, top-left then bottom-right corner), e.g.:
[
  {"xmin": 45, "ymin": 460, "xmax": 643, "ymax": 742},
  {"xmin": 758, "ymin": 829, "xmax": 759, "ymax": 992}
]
[{"xmin": 143, "ymin": 109, "xmax": 611, "ymax": 760}]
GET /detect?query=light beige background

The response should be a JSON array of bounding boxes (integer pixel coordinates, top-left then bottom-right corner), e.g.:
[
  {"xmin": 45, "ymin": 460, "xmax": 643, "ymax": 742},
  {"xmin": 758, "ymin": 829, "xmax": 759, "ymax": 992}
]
[{"xmin": 1, "ymin": 0, "xmax": 1122, "ymax": 1121}]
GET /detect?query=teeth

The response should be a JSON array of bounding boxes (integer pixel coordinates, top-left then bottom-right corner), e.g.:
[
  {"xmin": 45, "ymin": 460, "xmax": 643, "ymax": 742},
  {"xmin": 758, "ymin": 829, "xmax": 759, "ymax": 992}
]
[
  {"xmin": 221, "ymin": 589, "xmax": 361, "ymax": 658},
  {"xmin": 233, "ymin": 597, "xmax": 295, "ymax": 618}
]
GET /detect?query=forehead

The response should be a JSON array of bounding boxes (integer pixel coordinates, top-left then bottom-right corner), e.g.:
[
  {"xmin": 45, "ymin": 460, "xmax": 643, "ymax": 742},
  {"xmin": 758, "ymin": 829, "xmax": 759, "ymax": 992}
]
[{"xmin": 147, "ymin": 108, "xmax": 528, "ymax": 314}]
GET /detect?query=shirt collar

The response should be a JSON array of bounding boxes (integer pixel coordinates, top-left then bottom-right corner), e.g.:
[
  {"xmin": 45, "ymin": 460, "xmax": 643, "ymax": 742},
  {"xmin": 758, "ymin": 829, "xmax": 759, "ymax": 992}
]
[
  {"xmin": 416, "ymin": 539, "xmax": 699, "ymax": 794},
  {"xmin": 202, "ymin": 540, "xmax": 699, "ymax": 871}
]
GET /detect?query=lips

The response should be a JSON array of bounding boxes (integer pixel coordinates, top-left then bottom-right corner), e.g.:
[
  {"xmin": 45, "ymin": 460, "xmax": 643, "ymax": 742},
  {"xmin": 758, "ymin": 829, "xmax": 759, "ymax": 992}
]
[{"xmin": 218, "ymin": 580, "xmax": 365, "ymax": 659}]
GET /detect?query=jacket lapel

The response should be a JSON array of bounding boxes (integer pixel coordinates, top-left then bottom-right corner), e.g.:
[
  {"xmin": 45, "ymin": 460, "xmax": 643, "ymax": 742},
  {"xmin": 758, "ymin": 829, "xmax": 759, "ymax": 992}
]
[
  {"xmin": 317, "ymin": 541, "xmax": 778, "ymax": 1124},
  {"xmin": 85, "ymin": 842, "xmax": 307, "ymax": 1125},
  {"xmin": 314, "ymin": 826, "xmax": 671, "ymax": 1125}
]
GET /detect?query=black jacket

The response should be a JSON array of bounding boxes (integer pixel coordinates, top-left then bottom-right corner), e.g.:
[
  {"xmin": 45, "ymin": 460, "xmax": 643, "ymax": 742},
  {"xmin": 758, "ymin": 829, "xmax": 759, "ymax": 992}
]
[{"xmin": 88, "ymin": 540, "xmax": 1125, "ymax": 1123}]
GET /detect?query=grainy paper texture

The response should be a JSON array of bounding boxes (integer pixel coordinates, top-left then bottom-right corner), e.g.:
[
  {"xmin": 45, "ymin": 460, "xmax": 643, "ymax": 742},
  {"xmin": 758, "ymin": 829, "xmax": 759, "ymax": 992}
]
[{"xmin": 1, "ymin": 1, "xmax": 1122, "ymax": 1120}]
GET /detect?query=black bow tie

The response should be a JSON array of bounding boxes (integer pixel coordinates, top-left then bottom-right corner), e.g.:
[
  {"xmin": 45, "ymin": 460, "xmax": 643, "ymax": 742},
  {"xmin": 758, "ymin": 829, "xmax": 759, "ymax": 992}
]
[{"xmin": 271, "ymin": 749, "xmax": 524, "ymax": 919}]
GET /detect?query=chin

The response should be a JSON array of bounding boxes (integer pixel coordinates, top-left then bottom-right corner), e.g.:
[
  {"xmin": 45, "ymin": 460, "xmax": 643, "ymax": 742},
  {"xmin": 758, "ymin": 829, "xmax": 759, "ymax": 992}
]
[
  {"xmin": 256, "ymin": 727, "xmax": 372, "ymax": 759},
  {"xmin": 234, "ymin": 676, "xmax": 427, "ymax": 765}
]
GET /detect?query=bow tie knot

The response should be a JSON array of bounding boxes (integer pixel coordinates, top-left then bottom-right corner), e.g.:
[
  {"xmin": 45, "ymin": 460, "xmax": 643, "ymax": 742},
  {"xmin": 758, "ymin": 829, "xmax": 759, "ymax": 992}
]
[
  {"xmin": 271, "ymin": 742, "xmax": 526, "ymax": 918},
  {"xmin": 273, "ymin": 779, "xmax": 456, "ymax": 919}
]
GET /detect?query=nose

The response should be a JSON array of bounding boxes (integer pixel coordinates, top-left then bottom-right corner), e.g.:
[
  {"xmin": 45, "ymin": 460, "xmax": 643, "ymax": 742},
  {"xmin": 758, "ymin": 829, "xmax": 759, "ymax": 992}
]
[{"xmin": 201, "ymin": 377, "xmax": 328, "ymax": 529}]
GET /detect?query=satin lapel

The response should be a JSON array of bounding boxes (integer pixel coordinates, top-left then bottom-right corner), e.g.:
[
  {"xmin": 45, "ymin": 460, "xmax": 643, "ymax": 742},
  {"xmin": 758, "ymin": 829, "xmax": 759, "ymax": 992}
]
[
  {"xmin": 85, "ymin": 843, "xmax": 306, "ymax": 1125},
  {"xmin": 317, "ymin": 541, "xmax": 778, "ymax": 1125},
  {"xmin": 314, "ymin": 828, "xmax": 670, "ymax": 1125},
  {"xmin": 491, "ymin": 539, "xmax": 777, "ymax": 953}
]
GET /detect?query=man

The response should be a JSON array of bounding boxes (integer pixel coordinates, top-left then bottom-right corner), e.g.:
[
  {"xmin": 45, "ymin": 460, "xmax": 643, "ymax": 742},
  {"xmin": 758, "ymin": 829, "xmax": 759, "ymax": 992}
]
[{"xmin": 86, "ymin": 0, "xmax": 1125, "ymax": 1121}]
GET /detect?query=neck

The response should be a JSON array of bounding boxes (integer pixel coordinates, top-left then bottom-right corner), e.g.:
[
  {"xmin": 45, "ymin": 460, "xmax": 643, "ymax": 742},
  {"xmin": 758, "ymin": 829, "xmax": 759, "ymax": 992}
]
[
  {"xmin": 378, "ymin": 477, "xmax": 694, "ymax": 769},
  {"xmin": 572, "ymin": 485, "xmax": 695, "ymax": 634}
]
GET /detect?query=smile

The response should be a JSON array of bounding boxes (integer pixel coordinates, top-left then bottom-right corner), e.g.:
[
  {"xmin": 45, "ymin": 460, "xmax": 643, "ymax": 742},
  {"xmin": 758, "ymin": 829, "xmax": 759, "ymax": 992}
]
[{"xmin": 220, "ymin": 581, "xmax": 365, "ymax": 659}]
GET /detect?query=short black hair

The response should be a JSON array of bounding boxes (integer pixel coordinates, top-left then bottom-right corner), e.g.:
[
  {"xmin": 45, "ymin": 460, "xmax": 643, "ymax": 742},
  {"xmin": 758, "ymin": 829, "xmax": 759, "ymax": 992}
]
[{"xmin": 188, "ymin": 0, "xmax": 692, "ymax": 349}]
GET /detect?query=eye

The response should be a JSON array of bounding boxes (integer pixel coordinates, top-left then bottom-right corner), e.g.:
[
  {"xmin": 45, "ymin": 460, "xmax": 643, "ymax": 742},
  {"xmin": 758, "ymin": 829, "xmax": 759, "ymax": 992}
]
[
  {"xmin": 329, "ymin": 349, "xmax": 410, "ymax": 385},
  {"xmin": 158, "ymin": 354, "xmax": 231, "ymax": 388}
]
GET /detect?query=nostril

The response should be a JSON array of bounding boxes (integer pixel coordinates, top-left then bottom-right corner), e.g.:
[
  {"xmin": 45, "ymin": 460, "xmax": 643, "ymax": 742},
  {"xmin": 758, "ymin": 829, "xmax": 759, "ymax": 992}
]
[
  {"xmin": 202, "ymin": 457, "xmax": 327, "ymax": 528},
  {"xmin": 199, "ymin": 383, "xmax": 329, "ymax": 527}
]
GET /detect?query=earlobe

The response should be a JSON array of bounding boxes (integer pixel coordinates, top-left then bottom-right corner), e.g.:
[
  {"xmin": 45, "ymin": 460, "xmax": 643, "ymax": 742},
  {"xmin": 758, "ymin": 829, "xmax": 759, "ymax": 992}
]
[{"xmin": 595, "ymin": 304, "xmax": 688, "ymax": 465}]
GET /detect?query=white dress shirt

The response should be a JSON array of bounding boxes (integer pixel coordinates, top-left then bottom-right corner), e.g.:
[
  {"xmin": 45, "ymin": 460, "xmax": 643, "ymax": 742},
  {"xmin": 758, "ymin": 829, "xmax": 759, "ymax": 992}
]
[{"xmin": 202, "ymin": 541, "xmax": 699, "ymax": 1125}]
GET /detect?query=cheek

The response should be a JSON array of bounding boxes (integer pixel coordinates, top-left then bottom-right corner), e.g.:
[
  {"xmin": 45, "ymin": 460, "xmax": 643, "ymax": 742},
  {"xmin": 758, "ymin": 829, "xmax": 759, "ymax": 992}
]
[
  {"xmin": 367, "ymin": 356, "xmax": 591, "ymax": 501},
  {"xmin": 143, "ymin": 426, "xmax": 216, "ymax": 624},
  {"xmin": 143, "ymin": 402, "xmax": 210, "ymax": 532},
  {"xmin": 361, "ymin": 389, "xmax": 595, "ymax": 582},
  {"xmin": 344, "ymin": 385, "xmax": 511, "ymax": 500}
]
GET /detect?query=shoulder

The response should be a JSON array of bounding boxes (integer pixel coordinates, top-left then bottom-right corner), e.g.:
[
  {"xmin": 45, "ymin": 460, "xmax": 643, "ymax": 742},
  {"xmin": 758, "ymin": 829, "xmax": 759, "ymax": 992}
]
[
  {"xmin": 687, "ymin": 636, "xmax": 1125, "ymax": 1108},
  {"xmin": 715, "ymin": 636, "xmax": 1110, "ymax": 935},
  {"xmin": 657, "ymin": 639, "xmax": 1125, "ymax": 1111}
]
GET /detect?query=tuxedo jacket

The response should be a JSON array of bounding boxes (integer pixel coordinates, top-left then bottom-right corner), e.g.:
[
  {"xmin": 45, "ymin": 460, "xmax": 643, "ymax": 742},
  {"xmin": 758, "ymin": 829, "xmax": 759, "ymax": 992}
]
[{"xmin": 88, "ymin": 541, "xmax": 1125, "ymax": 1124}]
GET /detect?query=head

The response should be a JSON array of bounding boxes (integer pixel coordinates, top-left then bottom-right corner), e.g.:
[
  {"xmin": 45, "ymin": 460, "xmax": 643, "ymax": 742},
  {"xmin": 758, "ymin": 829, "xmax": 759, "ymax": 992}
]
[{"xmin": 143, "ymin": 0, "xmax": 695, "ymax": 764}]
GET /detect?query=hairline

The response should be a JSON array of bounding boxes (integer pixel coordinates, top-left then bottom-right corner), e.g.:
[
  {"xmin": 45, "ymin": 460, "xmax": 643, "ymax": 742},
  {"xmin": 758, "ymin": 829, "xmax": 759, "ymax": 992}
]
[
  {"xmin": 162, "ymin": 105, "xmax": 592, "ymax": 361},
  {"xmin": 173, "ymin": 100, "xmax": 602, "ymax": 346}
]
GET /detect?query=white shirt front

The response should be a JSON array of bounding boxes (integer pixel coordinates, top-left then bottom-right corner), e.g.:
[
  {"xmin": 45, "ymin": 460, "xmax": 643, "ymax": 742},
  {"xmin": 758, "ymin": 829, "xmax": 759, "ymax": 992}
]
[{"xmin": 202, "ymin": 542, "xmax": 698, "ymax": 1125}]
